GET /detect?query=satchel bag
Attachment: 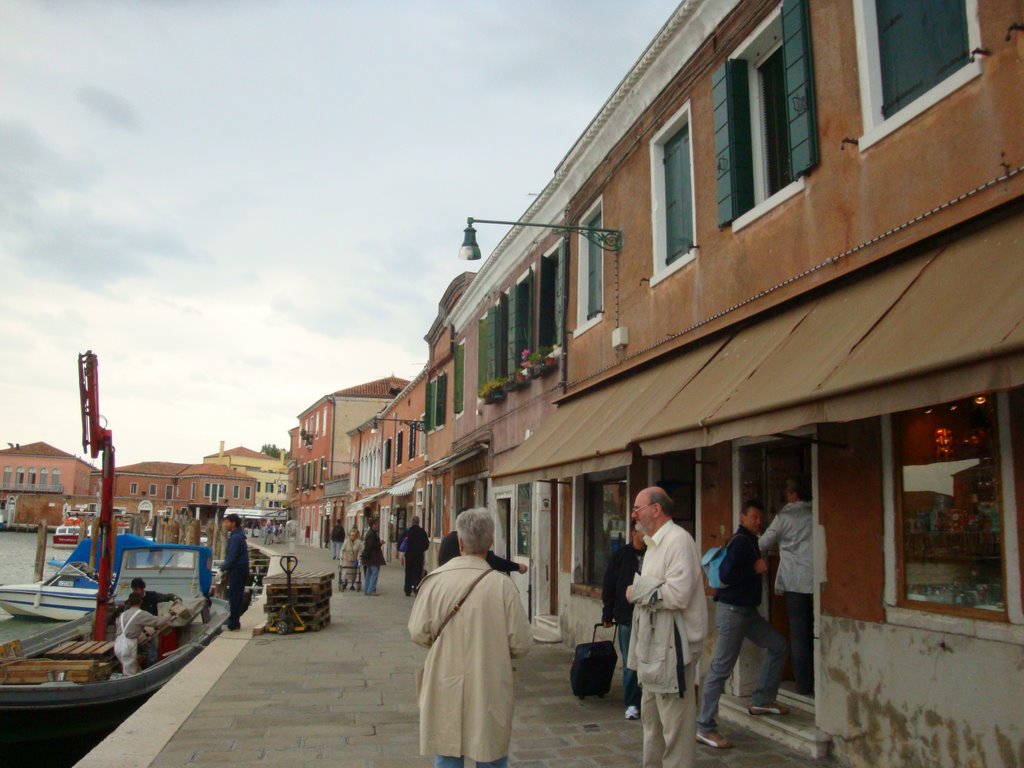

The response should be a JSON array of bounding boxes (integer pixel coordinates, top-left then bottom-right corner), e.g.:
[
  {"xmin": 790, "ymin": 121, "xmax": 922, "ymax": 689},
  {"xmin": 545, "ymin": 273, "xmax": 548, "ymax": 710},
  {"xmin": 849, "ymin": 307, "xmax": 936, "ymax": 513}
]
[{"xmin": 415, "ymin": 568, "xmax": 492, "ymax": 696}]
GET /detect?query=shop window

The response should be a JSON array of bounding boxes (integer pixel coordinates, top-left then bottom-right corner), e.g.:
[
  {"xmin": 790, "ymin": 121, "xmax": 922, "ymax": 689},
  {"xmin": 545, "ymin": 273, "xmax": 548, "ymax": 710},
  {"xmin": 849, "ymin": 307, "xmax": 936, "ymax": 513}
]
[
  {"xmin": 456, "ymin": 481, "xmax": 475, "ymax": 514},
  {"xmin": 653, "ymin": 451, "xmax": 697, "ymax": 538},
  {"xmin": 582, "ymin": 471, "xmax": 628, "ymax": 585},
  {"xmin": 896, "ymin": 394, "xmax": 1005, "ymax": 617},
  {"xmin": 516, "ymin": 483, "xmax": 532, "ymax": 558}
]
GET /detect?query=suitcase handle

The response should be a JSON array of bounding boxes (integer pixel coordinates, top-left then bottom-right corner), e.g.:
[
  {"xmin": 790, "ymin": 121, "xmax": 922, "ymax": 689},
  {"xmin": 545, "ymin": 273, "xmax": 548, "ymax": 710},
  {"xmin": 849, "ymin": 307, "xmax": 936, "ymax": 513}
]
[{"xmin": 592, "ymin": 622, "xmax": 616, "ymax": 644}]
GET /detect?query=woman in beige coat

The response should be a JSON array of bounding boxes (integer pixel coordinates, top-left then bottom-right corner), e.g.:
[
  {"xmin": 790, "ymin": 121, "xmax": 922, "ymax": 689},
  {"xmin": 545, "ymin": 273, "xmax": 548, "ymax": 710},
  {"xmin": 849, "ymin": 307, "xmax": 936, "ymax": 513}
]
[{"xmin": 408, "ymin": 508, "xmax": 532, "ymax": 768}]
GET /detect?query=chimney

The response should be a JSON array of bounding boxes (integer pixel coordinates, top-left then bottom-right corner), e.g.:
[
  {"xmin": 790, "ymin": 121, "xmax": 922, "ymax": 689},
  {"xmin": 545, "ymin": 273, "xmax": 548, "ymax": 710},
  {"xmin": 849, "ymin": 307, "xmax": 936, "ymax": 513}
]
[{"xmin": 219, "ymin": 441, "xmax": 225, "ymax": 457}]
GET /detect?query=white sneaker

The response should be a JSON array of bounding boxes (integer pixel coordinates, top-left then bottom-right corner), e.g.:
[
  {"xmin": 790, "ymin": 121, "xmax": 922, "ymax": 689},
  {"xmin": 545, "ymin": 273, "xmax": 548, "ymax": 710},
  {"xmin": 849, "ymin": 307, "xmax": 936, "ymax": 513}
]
[{"xmin": 625, "ymin": 706, "xmax": 640, "ymax": 720}]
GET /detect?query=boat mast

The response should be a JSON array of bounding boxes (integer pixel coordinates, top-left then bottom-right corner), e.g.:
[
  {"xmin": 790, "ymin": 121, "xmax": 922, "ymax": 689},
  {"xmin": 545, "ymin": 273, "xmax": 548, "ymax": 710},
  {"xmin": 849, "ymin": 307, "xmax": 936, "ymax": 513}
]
[{"xmin": 79, "ymin": 351, "xmax": 116, "ymax": 642}]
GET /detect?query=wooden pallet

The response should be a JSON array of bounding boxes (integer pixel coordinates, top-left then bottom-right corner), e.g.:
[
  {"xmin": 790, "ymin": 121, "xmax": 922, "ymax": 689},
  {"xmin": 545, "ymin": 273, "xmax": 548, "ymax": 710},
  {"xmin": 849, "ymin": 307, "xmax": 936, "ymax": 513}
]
[
  {"xmin": 0, "ymin": 659, "xmax": 113, "ymax": 684},
  {"xmin": 0, "ymin": 639, "xmax": 24, "ymax": 660},
  {"xmin": 263, "ymin": 571, "xmax": 333, "ymax": 589},
  {"xmin": 44, "ymin": 641, "xmax": 115, "ymax": 660},
  {"xmin": 264, "ymin": 594, "xmax": 330, "ymax": 608}
]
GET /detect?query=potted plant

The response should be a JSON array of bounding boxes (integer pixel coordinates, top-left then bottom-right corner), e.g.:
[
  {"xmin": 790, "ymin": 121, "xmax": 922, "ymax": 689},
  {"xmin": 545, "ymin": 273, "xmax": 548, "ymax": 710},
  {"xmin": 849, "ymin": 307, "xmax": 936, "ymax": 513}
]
[
  {"xmin": 542, "ymin": 345, "xmax": 559, "ymax": 367},
  {"xmin": 529, "ymin": 346, "xmax": 557, "ymax": 377},
  {"xmin": 479, "ymin": 378, "xmax": 507, "ymax": 404}
]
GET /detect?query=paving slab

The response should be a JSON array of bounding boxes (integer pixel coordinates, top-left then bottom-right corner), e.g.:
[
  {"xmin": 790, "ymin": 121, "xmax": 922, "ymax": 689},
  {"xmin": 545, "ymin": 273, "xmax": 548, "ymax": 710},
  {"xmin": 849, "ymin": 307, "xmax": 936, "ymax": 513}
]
[{"xmin": 82, "ymin": 542, "xmax": 830, "ymax": 767}]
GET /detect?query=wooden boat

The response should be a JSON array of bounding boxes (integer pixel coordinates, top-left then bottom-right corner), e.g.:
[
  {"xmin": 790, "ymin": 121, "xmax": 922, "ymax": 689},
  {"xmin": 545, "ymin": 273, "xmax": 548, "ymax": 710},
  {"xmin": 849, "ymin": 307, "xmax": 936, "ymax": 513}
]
[
  {"xmin": 0, "ymin": 542, "xmax": 227, "ymax": 746},
  {"xmin": 51, "ymin": 519, "xmax": 83, "ymax": 549}
]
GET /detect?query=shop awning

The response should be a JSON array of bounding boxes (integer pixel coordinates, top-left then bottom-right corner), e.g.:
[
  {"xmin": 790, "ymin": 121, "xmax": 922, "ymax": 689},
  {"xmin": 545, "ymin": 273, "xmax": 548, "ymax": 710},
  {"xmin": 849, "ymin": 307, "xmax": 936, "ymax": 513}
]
[
  {"xmin": 424, "ymin": 444, "xmax": 488, "ymax": 475},
  {"xmin": 638, "ymin": 212, "xmax": 1024, "ymax": 454},
  {"xmin": 492, "ymin": 211, "xmax": 1024, "ymax": 479},
  {"xmin": 387, "ymin": 474, "xmax": 419, "ymax": 499}
]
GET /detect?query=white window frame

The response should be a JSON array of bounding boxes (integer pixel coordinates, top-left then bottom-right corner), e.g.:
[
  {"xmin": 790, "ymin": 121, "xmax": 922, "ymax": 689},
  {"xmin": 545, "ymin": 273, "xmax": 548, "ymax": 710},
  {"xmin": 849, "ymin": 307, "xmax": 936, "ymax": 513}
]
[
  {"xmin": 881, "ymin": 395, "xmax": 1024, "ymax": 644},
  {"xmin": 852, "ymin": 0, "xmax": 982, "ymax": 151},
  {"xmin": 574, "ymin": 197, "xmax": 605, "ymax": 338},
  {"xmin": 130, "ymin": 482, "xmax": 138, "ymax": 495},
  {"xmin": 455, "ymin": 340, "xmax": 466, "ymax": 421},
  {"xmin": 649, "ymin": 99, "xmax": 698, "ymax": 287}
]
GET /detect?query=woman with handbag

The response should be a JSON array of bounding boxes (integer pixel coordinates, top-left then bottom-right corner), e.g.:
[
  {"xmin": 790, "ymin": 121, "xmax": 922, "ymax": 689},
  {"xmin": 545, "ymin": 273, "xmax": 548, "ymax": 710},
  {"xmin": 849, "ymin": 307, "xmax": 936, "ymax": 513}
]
[{"xmin": 408, "ymin": 508, "xmax": 532, "ymax": 768}]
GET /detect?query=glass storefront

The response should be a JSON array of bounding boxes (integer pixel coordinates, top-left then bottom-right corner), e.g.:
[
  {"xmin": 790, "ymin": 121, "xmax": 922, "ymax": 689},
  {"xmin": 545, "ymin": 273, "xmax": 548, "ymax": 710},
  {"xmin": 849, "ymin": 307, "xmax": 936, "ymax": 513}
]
[
  {"xmin": 896, "ymin": 394, "xmax": 1005, "ymax": 616},
  {"xmin": 582, "ymin": 470, "xmax": 628, "ymax": 585}
]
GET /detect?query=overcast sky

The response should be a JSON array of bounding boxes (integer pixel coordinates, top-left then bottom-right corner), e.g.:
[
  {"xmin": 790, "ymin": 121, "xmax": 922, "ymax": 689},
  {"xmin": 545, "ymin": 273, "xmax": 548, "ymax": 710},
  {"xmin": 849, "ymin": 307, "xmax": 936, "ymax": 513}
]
[{"xmin": 0, "ymin": 0, "xmax": 679, "ymax": 466}]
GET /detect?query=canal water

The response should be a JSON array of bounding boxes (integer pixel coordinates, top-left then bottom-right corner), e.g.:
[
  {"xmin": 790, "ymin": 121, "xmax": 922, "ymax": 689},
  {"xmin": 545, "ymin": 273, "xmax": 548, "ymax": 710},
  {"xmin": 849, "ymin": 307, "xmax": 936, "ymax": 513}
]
[{"xmin": 0, "ymin": 531, "xmax": 60, "ymax": 642}]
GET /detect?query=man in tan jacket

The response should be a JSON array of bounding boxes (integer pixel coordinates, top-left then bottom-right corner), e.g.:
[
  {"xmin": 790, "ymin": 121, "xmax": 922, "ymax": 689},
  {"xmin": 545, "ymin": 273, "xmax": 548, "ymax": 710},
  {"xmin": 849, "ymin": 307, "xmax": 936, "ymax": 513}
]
[{"xmin": 409, "ymin": 508, "xmax": 532, "ymax": 768}]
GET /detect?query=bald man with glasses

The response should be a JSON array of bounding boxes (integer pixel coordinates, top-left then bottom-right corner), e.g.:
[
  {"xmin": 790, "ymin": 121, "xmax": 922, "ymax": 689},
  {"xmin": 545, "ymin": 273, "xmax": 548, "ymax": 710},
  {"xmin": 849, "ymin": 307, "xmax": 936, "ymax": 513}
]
[{"xmin": 626, "ymin": 486, "xmax": 708, "ymax": 768}]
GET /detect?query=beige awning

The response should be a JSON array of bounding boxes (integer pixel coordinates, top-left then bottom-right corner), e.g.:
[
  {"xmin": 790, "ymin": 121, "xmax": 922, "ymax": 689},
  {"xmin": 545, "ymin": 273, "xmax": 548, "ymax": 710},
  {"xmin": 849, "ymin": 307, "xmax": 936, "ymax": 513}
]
[{"xmin": 639, "ymin": 212, "xmax": 1024, "ymax": 454}]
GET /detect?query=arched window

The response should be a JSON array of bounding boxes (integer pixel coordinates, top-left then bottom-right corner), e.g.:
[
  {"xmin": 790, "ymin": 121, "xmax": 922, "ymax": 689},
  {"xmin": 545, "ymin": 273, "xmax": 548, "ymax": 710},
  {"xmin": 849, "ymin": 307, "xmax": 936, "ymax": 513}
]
[
  {"xmin": 40, "ymin": 468, "xmax": 48, "ymax": 488},
  {"xmin": 2, "ymin": 466, "xmax": 11, "ymax": 487},
  {"xmin": 15, "ymin": 467, "xmax": 24, "ymax": 484},
  {"xmin": 52, "ymin": 467, "xmax": 61, "ymax": 488},
  {"xmin": 27, "ymin": 467, "xmax": 36, "ymax": 486}
]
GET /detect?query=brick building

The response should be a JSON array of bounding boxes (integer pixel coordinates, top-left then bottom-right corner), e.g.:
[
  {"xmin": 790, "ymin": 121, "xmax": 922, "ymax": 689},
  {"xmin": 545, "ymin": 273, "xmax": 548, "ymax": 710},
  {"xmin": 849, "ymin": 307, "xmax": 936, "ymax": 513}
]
[{"xmin": 0, "ymin": 442, "xmax": 96, "ymax": 526}]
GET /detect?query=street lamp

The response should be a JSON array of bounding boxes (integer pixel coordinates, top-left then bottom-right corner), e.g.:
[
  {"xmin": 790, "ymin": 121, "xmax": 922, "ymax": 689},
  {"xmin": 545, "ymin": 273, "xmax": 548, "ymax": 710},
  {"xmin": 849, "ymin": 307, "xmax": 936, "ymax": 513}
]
[{"xmin": 458, "ymin": 217, "xmax": 623, "ymax": 261}]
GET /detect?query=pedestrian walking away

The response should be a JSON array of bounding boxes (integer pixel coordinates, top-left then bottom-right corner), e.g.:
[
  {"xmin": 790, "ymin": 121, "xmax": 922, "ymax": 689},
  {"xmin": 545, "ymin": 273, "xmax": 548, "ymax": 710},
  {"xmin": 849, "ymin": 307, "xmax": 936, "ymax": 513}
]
[
  {"xmin": 696, "ymin": 499, "xmax": 789, "ymax": 750},
  {"xmin": 222, "ymin": 512, "xmax": 250, "ymax": 631},
  {"xmin": 409, "ymin": 507, "xmax": 532, "ymax": 768},
  {"xmin": 759, "ymin": 477, "xmax": 815, "ymax": 696},
  {"xmin": 339, "ymin": 528, "xmax": 364, "ymax": 591},
  {"xmin": 361, "ymin": 518, "xmax": 386, "ymax": 595},
  {"xmin": 437, "ymin": 527, "xmax": 527, "ymax": 575},
  {"xmin": 401, "ymin": 515, "xmax": 431, "ymax": 596},
  {"xmin": 626, "ymin": 487, "xmax": 708, "ymax": 768},
  {"xmin": 330, "ymin": 520, "xmax": 346, "ymax": 560},
  {"xmin": 602, "ymin": 523, "xmax": 646, "ymax": 721}
]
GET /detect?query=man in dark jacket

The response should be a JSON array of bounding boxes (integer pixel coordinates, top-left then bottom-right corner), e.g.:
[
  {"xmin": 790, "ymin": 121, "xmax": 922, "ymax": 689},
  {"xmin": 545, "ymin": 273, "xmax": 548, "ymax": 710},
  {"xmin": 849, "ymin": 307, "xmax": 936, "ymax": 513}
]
[
  {"xmin": 361, "ymin": 519, "xmax": 386, "ymax": 595},
  {"xmin": 400, "ymin": 516, "xmax": 430, "ymax": 596},
  {"xmin": 696, "ymin": 500, "xmax": 788, "ymax": 750},
  {"xmin": 437, "ymin": 527, "xmax": 527, "ymax": 574},
  {"xmin": 222, "ymin": 513, "xmax": 249, "ymax": 631},
  {"xmin": 130, "ymin": 577, "xmax": 178, "ymax": 616},
  {"xmin": 602, "ymin": 525, "xmax": 646, "ymax": 720},
  {"xmin": 330, "ymin": 521, "xmax": 345, "ymax": 560}
]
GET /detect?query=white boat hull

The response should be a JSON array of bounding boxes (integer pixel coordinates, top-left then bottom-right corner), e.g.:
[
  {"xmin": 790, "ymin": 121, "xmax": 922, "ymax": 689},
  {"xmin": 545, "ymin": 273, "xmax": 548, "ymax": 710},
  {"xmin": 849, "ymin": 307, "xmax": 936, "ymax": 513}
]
[{"xmin": 0, "ymin": 585, "xmax": 96, "ymax": 621}]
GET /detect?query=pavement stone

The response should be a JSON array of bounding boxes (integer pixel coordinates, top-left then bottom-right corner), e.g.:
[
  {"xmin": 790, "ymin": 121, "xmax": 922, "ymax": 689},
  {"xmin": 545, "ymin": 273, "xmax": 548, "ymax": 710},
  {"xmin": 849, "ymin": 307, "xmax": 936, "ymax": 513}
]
[{"xmin": 150, "ymin": 543, "xmax": 828, "ymax": 767}]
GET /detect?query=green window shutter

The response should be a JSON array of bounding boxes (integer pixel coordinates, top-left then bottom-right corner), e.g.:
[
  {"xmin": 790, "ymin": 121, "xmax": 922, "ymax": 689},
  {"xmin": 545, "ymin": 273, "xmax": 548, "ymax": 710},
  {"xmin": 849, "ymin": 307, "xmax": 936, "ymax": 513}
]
[
  {"xmin": 876, "ymin": 0, "xmax": 968, "ymax": 119},
  {"xmin": 782, "ymin": 0, "xmax": 818, "ymax": 177},
  {"xmin": 486, "ymin": 307, "xmax": 498, "ymax": 381},
  {"xmin": 554, "ymin": 240, "xmax": 565, "ymax": 346},
  {"xmin": 453, "ymin": 344, "xmax": 464, "ymax": 414},
  {"xmin": 713, "ymin": 59, "xmax": 754, "ymax": 227},
  {"xmin": 435, "ymin": 374, "xmax": 447, "ymax": 427},
  {"xmin": 586, "ymin": 213, "xmax": 602, "ymax": 318},
  {"xmin": 664, "ymin": 125, "xmax": 694, "ymax": 264},
  {"xmin": 396, "ymin": 432, "xmax": 403, "ymax": 465},
  {"xmin": 497, "ymin": 293, "xmax": 509, "ymax": 377},
  {"xmin": 477, "ymin": 317, "xmax": 489, "ymax": 390},
  {"xmin": 538, "ymin": 255, "xmax": 557, "ymax": 348},
  {"xmin": 506, "ymin": 286, "xmax": 518, "ymax": 374},
  {"xmin": 525, "ymin": 268, "xmax": 534, "ymax": 352},
  {"xmin": 424, "ymin": 379, "xmax": 435, "ymax": 431}
]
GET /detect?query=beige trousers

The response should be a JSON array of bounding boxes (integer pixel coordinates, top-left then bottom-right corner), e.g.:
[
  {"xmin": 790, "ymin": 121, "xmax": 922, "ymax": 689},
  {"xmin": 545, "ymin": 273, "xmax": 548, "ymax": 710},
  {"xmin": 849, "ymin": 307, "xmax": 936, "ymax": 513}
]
[{"xmin": 641, "ymin": 666, "xmax": 697, "ymax": 768}]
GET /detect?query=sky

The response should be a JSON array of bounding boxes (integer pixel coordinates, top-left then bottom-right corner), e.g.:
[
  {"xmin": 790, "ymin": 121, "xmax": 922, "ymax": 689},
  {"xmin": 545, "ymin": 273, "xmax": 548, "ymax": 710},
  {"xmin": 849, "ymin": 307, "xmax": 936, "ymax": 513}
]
[{"xmin": 0, "ymin": 0, "xmax": 680, "ymax": 466}]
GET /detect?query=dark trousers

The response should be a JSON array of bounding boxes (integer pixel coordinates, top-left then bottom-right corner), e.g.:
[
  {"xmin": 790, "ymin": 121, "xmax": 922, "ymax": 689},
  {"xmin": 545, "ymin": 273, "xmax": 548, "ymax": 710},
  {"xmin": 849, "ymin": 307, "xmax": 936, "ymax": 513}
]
[
  {"xmin": 404, "ymin": 555, "xmax": 425, "ymax": 595},
  {"xmin": 227, "ymin": 571, "xmax": 246, "ymax": 629},
  {"xmin": 784, "ymin": 592, "xmax": 814, "ymax": 695}
]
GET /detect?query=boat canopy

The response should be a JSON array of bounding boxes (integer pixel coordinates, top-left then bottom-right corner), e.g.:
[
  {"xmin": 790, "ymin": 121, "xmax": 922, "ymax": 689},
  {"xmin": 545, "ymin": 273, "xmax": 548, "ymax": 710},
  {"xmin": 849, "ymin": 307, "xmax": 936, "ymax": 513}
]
[{"xmin": 60, "ymin": 533, "xmax": 154, "ymax": 570}]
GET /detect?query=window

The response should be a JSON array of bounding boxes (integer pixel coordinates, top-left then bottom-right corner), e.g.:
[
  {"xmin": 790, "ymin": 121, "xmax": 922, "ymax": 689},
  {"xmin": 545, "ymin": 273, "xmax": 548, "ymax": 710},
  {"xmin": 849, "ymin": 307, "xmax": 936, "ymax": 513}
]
[
  {"xmin": 408, "ymin": 425, "xmax": 416, "ymax": 460},
  {"xmin": 15, "ymin": 467, "xmax": 23, "ymax": 484},
  {"xmin": 477, "ymin": 315, "xmax": 490, "ymax": 391},
  {"xmin": 321, "ymin": 458, "xmax": 326, "ymax": 483},
  {"xmin": 896, "ymin": 394, "xmax": 1006, "ymax": 618},
  {"xmin": 205, "ymin": 483, "xmax": 224, "ymax": 502},
  {"xmin": 485, "ymin": 296, "xmax": 510, "ymax": 382},
  {"xmin": 453, "ymin": 343, "xmax": 465, "ymax": 415},
  {"xmin": 854, "ymin": 0, "xmax": 978, "ymax": 147},
  {"xmin": 40, "ymin": 468, "xmax": 48, "ymax": 488},
  {"xmin": 315, "ymin": 412, "xmax": 320, "ymax": 437},
  {"xmin": 190, "ymin": 482, "xmax": 196, "ymax": 499},
  {"xmin": 576, "ymin": 203, "xmax": 604, "ymax": 329},
  {"xmin": 52, "ymin": 467, "xmax": 60, "ymax": 487},
  {"xmin": 245, "ymin": 486, "xmax": 251, "ymax": 500},
  {"xmin": 130, "ymin": 482, "xmax": 138, "ymax": 495},
  {"xmin": 416, "ymin": 489, "xmax": 425, "ymax": 534},
  {"xmin": 538, "ymin": 243, "xmax": 564, "ymax": 349},
  {"xmin": 2, "ymin": 467, "xmax": 10, "ymax": 486},
  {"xmin": 427, "ymin": 374, "xmax": 448, "ymax": 431},
  {"xmin": 651, "ymin": 104, "xmax": 697, "ymax": 279},
  {"xmin": 396, "ymin": 430, "xmax": 404, "ymax": 466},
  {"xmin": 384, "ymin": 438, "xmax": 392, "ymax": 471},
  {"xmin": 714, "ymin": 0, "xmax": 817, "ymax": 227},
  {"xmin": 233, "ymin": 485, "xmax": 240, "ymax": 499},
  {"xmin": 507, "ymin": 270, "xmax": 533, "ymax": 374},
  {"xmin": 28, "ymin": 467, "xmax": 36, "ymax": 486},
  {"xmin": 582, "ymin": 471, "xmax": 628, "ymax": 585},
  {"xmin": 165, "ymin": 485, "xmax": 173, "ymax": 500},
  {"xmin": 255, "ymin": 481, "xmax": 261, "ymax": 493},
  {"xmin": 149, "ymin": 483, "xmax": 157, "ymax": 496},
  {"xmin": 516, "ymin": 483, "xmax": 532, "ymax": 557}
]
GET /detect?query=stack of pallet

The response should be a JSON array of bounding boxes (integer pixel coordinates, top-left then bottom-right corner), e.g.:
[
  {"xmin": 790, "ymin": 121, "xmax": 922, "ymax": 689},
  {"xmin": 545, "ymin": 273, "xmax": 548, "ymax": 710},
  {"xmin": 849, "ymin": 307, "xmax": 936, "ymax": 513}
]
[
  {"xmin": 263, "ymin": 571, "xmax": 333, "ymax": 631},
  {"xmin": 44, "ymin": 640, "xmax": 115, "ymax": 660},
  {"xmin": 0, "ymin": 658, "xmax": 114, "ymax": 684}
]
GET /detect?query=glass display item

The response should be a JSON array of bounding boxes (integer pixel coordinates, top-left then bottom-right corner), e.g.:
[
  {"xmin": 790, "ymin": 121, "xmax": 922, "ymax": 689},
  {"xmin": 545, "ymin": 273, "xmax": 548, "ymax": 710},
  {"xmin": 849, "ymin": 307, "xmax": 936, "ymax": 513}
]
[{"xmin": 898, "ymin": 395, "xmax": 1005, "ymax": 616}]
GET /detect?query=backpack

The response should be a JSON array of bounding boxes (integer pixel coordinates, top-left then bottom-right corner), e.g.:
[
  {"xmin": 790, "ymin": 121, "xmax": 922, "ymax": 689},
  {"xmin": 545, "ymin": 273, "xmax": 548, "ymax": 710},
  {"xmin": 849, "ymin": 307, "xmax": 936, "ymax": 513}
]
[{"xmin": 701, "ymin": 546, "xmax": 729, "ymax": 590}]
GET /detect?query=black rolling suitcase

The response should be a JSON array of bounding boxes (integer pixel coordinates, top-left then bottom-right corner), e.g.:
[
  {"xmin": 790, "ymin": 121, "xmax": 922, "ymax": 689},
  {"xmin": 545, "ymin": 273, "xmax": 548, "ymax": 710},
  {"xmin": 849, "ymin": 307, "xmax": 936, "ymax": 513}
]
[{"xmin": 570, "ymin": 623, "xmax": 618, "ymax": 699}]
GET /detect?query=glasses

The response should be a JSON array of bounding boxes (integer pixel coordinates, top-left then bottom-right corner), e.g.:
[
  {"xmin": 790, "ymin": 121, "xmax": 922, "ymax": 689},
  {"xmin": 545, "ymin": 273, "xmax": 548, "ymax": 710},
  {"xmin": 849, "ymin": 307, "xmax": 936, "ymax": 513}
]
[{"xmin": 631, "ymin": 502, "xmax": 656, "ymax": 514}]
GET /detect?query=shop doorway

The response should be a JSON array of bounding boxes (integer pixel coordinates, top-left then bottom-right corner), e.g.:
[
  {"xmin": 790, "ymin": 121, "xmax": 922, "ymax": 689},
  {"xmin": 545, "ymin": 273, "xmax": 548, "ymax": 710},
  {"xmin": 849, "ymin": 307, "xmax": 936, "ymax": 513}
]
[
  {"xmin": 496, "ymin": 497, "xmax": 512, "ymax": 560},
  {"xmin": 737, "ymin": 436, "xmax": 815, "ymax": 701}
]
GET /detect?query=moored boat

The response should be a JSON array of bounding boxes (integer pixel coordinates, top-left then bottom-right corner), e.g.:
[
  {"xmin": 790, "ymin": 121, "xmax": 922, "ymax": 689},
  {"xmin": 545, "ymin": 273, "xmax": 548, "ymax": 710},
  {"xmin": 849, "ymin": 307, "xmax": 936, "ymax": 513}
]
[{"xmin": 51, "ymin": 519, "xmax": 83, "ymax": 549}]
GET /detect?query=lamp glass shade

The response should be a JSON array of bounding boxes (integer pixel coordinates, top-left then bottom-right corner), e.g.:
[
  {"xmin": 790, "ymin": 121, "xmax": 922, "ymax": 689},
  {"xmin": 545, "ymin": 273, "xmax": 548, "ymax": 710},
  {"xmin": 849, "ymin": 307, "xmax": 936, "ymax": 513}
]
[{"xmin": 458, "ymin": 224, "xmax": 482, "ymax": 261}]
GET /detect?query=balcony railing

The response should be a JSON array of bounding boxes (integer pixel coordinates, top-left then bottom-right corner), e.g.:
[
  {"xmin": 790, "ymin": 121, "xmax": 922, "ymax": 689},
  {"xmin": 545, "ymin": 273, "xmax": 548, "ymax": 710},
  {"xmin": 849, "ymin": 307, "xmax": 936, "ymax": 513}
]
[{"xmin": 1, "ymin": 482, "xmax": 64, "ymax": 493}]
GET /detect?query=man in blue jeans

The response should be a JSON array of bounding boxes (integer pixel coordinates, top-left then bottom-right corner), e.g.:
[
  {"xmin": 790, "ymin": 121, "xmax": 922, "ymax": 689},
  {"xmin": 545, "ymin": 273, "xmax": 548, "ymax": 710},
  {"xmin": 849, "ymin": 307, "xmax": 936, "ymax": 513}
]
[
  {"xmin": 601, "ymin": 525, "xmax": 645, "ymax": 720},
  {"xmin": 696, "ymin": 500, "xmax": 789, "ymax": 750}
]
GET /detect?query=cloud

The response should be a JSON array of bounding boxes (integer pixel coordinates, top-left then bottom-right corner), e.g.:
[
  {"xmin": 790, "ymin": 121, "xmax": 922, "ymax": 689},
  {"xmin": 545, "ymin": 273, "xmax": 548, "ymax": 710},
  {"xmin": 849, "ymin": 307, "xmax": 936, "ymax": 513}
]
[{"xmin": 77, "ymin": 86, "xmax": 141, "ymax": 132}]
